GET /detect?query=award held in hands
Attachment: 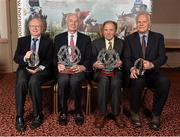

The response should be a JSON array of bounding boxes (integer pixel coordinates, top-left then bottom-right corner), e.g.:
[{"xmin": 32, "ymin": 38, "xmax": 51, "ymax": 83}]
[
  {"xmin": 97, "ymin": 48, "xmax": 120, "ymax": 77},
  {"xmin": 57, "ymin": 45, "xmax": 81, "ymax": 74},
  {"xmin": 27, "ymin": 52, "xmax": 39, "ymax": 70},
  {"xmin": 134, "ymin": 58, "xmax": 145, "ymax": 76}
]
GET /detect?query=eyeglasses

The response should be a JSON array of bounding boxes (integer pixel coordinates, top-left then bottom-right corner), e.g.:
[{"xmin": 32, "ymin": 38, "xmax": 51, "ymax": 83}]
[{"xmin": 29, "ymin": 25, "xmax": 42, "ymax": 29}]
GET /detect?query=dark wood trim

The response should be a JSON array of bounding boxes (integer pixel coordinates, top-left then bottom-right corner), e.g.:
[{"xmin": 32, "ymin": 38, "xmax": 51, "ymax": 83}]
[{"xmin": 165, "ymin": 39, "xmax": 180, "ymax": 49}]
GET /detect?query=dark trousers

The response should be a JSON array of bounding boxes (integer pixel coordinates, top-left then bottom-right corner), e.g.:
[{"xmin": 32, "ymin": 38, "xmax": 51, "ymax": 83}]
[
  {"xmin": 94, "ymin": 71, "xmax": 122, "ymax": 116},
  {"xmin": 57, "ymin": 72, "xmax": 85, "ymax": 113},
  {"xmin": 130, "ymin": 72, "xmax": 170, "ymax": 116},
  {"xmin": 15, "ymin": 68, "xmax": 52, "ymax": 116}
]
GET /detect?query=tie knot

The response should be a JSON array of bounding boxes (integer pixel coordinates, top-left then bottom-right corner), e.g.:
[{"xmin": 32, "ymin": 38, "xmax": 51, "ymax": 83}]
[
  {"xmin": 70, "ymin": 35, "xmax": 74, "ymax": 38},
  {"xmin": 32, "ymin": 38, "xmax": 38, "ymax": 42},
  {"xmin": 108, "ymin": 41, "xmax": 112, "ymax": 50},
  {"xmin": 142, "ymin": 35, "xmax": 146, "ymax": 39}
]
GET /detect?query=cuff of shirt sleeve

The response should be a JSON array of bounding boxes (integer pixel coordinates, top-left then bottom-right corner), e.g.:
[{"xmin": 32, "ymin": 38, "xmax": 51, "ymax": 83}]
[
  {"xmin": 38, "ymin": 65, "xmax": 45, "ymax": 70},
  {"xmin": 24, "ymin": 56, "xmax": 28, "ymax": 62}
]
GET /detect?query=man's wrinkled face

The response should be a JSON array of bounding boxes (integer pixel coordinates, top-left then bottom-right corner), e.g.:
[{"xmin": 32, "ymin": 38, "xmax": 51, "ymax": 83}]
[
  {"xmin": 29, "ymin": 19, "xmax": 43, "ymax": 37},
  {"xmin": 136, "ymin": 15, "xmax": 150, "ymax": 34},
  {"xmin": 103, "ymin": 22, "xmax": 116, "ymax": 41},
  {"xmin": 67, "ymin": 14, "xmax": 79, "ymax": 33}
]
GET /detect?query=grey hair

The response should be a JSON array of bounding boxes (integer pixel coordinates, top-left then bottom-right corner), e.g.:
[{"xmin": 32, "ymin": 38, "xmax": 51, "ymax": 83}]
[
  {"xmin": 136, "ymin": 11, "xmax": 151, "ymax": 24},
  {"xmin": 66, "ymin": 13, "xmax": 79, "ymax": 22},
  {"xmin": 28, "ymin": 17, "xmax": 44, "ymax": 27}
]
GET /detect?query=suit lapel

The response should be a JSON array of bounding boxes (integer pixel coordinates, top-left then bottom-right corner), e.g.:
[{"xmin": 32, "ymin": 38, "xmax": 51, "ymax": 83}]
[
  {"xmin": 38, "ymin": 36, "xmax": 44, "ymax": 55},
  {"xmin": 98, "ymin": 38, "xmax": 106, "ymax": 52},
  {"xmin": 114, "ymin": 37, "xmax": 120, "ymax": 52},
  {"xmin": 146, "ymin": 31, "xmax": 153, "ymax": 57},
  {"xmin": 134, "ymin": 32, "xmax": 143, "ymax": 57},
  {"xmin": 64, "ymin": 32, "xmax": 68, "ymax": 46},
  {"xmin": 26, "ymin": 36, "xmax": 31, "ymax": 51},
  {"xmin": 76, "ymin": 32, "xmax": 81, "ymax": 49}
]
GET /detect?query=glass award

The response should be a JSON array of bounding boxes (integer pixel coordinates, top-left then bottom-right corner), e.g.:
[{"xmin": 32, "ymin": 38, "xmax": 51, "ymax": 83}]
[
  {"xmin": 57, "ymin": 45, "xmax": 81, "ymax": 74},
  {"xmin": 134, "ymin": 58, "xmax": 145, "ymax": 76},
  {"xmin": 27, "ymin": 52, "xmax": 39, "ymax": 70},
  {"xmin": 97, "ymin": 48, "xmax": 120, "ymax": 76}
]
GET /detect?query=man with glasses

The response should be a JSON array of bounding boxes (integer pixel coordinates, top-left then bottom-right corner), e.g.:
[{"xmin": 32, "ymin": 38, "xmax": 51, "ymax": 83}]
[{"xmin": 14, "ymin": 17, "xmax": 53, "ymax": 131}]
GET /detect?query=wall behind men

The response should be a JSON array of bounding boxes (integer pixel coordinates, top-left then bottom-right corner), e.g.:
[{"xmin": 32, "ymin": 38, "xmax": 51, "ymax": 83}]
[{"xmin": 0, "ymin": 0, "xmax": 180, "ymax": 73}]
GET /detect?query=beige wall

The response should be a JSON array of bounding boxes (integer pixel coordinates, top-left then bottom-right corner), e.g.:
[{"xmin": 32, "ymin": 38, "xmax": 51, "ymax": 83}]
[{"xmin": 0, "ymin": 0, "xmax": 180, "ymax": 73}]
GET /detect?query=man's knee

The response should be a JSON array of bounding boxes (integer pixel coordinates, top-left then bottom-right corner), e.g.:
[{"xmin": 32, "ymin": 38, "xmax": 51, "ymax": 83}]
[{"xmin": 28, "ymin": 76, "xmax": 40, "ymax": 88}]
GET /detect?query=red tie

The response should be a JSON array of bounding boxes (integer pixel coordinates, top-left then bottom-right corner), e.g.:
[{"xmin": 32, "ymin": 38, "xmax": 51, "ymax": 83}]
[
  {"xmin": 70, "ymin": 35, "xmax": 74, "ymax": 47},
  {"xmin": 70, "ymin": 35, "xmax": 75, "ymax": 60}
]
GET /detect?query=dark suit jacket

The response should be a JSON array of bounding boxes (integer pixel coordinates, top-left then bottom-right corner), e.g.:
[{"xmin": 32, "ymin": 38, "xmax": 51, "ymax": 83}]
[
  {"xmin": 92, "ymin": 36, "xmax": 124, "ymax": 68},
  {"xmin": 123, "ymin": 31, "xmax": 167, "ymax": 75},
  {"xmin": 54, "ymin": 31, "xmax": 92, "ymax": 73},
  {"xmin": 14, "ymin": 35, "xmax": 53, "ymax": 70}
]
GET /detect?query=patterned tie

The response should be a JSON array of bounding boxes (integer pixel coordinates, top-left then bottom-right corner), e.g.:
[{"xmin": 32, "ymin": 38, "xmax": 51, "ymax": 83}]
[
  {"xmin": 70, "ymin": 35, "xmax": 75, "ymax": 60},
  {"xmin": 141, "ymin": 35, "xmax": 146, "ymax": 58},
  {"xmin": 32, "ymin": 38, "xmax": 38, "ymax": 53},
  {"xmin": 108, "ymin": 41, "xmax": 112, "ymax": 50},
  {"xmin": 70, "ymin": 35, "xmax": 74, "ymax": 47}
]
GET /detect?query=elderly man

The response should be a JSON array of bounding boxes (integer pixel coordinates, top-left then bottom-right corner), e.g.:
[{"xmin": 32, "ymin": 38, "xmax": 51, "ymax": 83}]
[
  {"xmin": 54, "ymin": 13, "xmax": 91, "ymax": 126},
  {"xmin": 123, "ymin": 11, "xmax": 170, "ymax": 131},
  {"xmin": 92, "ymin": 20, "xmax": 124, "ymax": 128},
  {"xmin": 14, "ymin": 17, "xmax": 53, "ymax": 131}
]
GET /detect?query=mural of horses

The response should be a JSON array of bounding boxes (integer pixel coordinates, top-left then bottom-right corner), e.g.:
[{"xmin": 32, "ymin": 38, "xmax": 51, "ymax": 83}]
[
  {"xmin": 84, "ymin": 18, "xmax": 102, "ymax": 35},
  {"xmin": 116, "ymin": 12, "xmax": 136, "ymax": 39},
  {"xmin": 61, "ymin": 12, "xmax": 102, "ymax": 34},
  {"xmin": 24, "ymin": 7, "xmax": 47, "ymax": 36},
  {"xmin": 61, "ymin": 12, "xmax": 86, "ymax": 31}
]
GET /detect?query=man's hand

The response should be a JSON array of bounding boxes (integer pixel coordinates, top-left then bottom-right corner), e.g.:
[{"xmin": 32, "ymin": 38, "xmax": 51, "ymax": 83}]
[
  {"xmin": 93, "ymin": 61, "xmax": 104, "ymax": 69},
  {"xmin": 24, "ymin": 51, "xmax": 33, "ymax": 60},
  {"xmin": 143, "ymin": 60, "xmax": 154, "ymax": 70},
  {"xmin": 130, "ymin": 67, "xmax": 139, "ymax": 79},
  {"xmin": 115, "ymin": 60, "xmax": 123, "ymax": 68},
  {"xmin": 26, "ymin": 67, "xmax": 42, "ymax": 74},
  {"xmin": 58, "ymin": 64, "xmax": 66, "ymax": 73},
  {"xmin": 71, "ymin": 65, "xmax": 86, "ymax": 73}
]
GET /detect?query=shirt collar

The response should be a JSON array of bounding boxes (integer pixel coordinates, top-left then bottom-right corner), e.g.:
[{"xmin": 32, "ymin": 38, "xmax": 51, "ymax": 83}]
[
  {"xmin": 31, "ymin": 36, "xmax": 41, "ymax": 41},
  {"xmin": 138, "ymin": 32, "xmax": 149, "ymax": 38},
  {"xmin": 68, "ymin": 32, "xmax": 77, "ymax": 37}
]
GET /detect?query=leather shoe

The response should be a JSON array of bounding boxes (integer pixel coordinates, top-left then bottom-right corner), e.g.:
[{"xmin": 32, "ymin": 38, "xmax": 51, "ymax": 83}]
[
  {"xmin": 94, "ymin": 115, "xmax": 105, "ymax": 128},
  {"xmin": 115, "ymin": 115, "xmax": 125, "ymax": 128},
  {"xmin": 30, "ymin": 113, "xmax": 44, "ymax": 129},
  {"xmin": 15, "ymin": 116, "xmax": 26, "ymax": 132},
  {"xmin": 59, "ymin": 113, "xmax": 68, "ymax": 126},
  {"xmin": 150, "ymin": 115, "xmax": 160, "ymax": 131},
  {"xmin": 130, "ymin": 111, "xmax": 142, "ymax": 128},
  {"xmin": 75, "ymin": 112, "xmax": 84, "ymax": 126}
]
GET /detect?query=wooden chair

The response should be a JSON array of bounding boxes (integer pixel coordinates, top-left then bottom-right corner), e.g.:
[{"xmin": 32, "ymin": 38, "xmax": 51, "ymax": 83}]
[
  {"xmin": 88, "ymin": 80, "xmax": 124, "ymax": 115},
  {"xmin": 40, "ymin": 79, "xmax": 58, "ymax": 114},
  {"xmin": 55, "ymin": 80, "xmax": 91, "ymax": 115}
]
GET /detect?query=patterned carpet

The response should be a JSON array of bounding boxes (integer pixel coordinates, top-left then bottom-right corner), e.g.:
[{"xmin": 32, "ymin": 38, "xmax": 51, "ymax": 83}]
[{"xmin": 0, "ymin": 69, "xmax": 180, "ymax": 136}]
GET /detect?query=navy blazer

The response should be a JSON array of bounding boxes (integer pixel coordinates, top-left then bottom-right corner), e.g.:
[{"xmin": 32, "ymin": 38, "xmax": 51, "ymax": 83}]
[
  {"xmin": 123, "ymin": 31, "xmax": 167, "ymax": 74},
  {"xmin": 91, "ymin": 36, "xmax": 124, "ymax": 65},
  {"xmin": 14, "ymin": 35, "xmax": 53, "ymax": 70},
  {"xmin": 54, "ymin": 31, "xmax": 92, "ymax": 72}
]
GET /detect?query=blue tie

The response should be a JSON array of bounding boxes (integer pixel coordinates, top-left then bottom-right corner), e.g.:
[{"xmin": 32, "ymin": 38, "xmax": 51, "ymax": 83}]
[{"xmin": 32, "ymin": 38, "xmax": 38, "ymax": 52}]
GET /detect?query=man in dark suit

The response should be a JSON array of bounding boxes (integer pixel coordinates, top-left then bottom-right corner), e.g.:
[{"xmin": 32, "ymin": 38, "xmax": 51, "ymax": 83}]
[
  {"xmin": 123, "ymin": 11, "xmax": 170, "ymax": 131},
  {"xmin": 54, "ymin": 13, "xmax": 91, "ymax": 126},
  {"xmin": 92, "ymin": 20, "xmax": 124, "ymax": 128},
  {"xmin": 14, "ymin": 17, "xmax": 53, "ymax": 131}
]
